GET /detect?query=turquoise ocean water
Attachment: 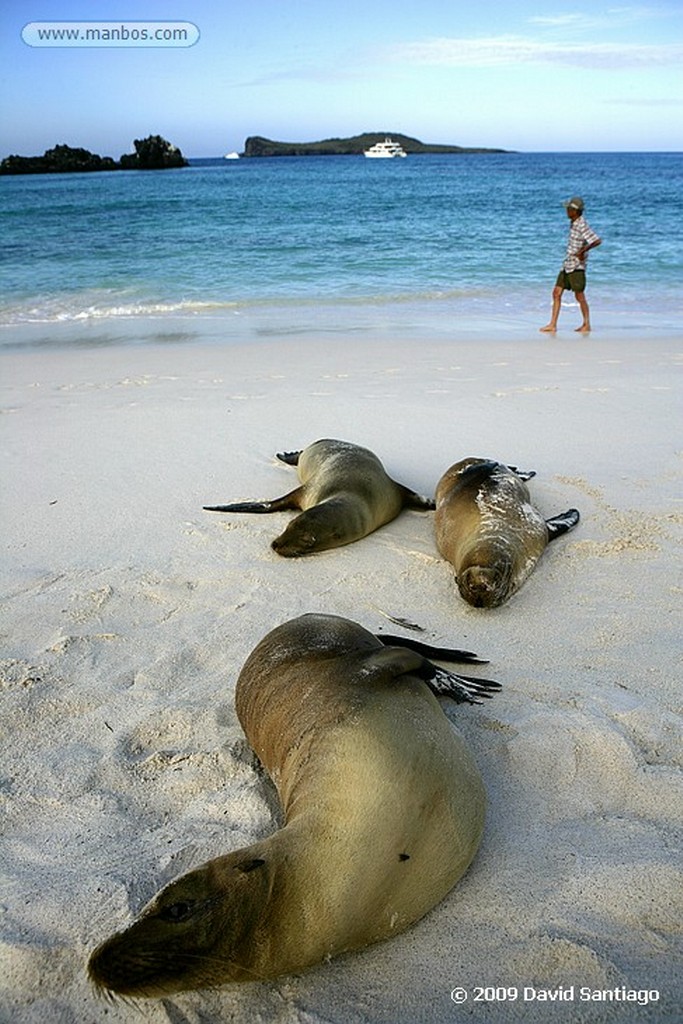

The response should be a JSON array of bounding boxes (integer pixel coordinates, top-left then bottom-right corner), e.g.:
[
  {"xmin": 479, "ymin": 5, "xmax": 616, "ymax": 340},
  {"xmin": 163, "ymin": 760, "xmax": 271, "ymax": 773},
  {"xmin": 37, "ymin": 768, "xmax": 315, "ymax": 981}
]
[{"xmin": 1, "ymin": 151, "xmax": 680, "ymax": 348}]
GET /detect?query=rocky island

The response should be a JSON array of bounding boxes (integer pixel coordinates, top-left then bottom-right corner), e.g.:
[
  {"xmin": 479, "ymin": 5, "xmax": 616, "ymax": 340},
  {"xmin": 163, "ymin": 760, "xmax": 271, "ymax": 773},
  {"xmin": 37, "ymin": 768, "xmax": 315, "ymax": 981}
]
[
  {"xmin": 242, "ymin": 132, "xmax": 508, "ymax": 157},
  {"xmin": 0, "ymin": 135, "xmax": 187, "ymax": 174}
]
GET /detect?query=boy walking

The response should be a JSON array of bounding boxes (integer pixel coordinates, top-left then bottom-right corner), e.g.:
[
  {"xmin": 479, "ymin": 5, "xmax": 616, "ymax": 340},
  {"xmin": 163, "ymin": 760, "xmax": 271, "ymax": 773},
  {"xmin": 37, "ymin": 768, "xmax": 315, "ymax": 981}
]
[{"xmin": 540, "ymin": 197, "xmax": 602, "ymax": 333}]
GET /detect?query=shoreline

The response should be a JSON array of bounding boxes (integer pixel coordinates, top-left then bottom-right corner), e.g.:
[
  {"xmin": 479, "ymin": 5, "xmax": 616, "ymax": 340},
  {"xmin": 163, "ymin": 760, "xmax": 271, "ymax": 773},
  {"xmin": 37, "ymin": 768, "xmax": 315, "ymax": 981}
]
[
  {"xmin": 1, "ymin": 331, "xmax": 682, "ymax": 1023},
  {"xmin": 1, "ymin": 297, "xmax": 681, "ymax": 354}
]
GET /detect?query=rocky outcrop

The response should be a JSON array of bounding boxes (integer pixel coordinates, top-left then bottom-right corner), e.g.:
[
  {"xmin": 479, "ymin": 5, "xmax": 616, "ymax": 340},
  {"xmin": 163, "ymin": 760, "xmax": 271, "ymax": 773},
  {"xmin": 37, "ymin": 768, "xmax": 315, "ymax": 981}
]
[
  {"xmin": 0, "ymin": 145, "xmax": 119, "ymax": 174},
  {"xmin": 1, "ymin": 136, "xmax": 188, "ymax": 174},
  {"xmin": 119, "ymin": 135, "xmax": 188, "ymax": 170}
]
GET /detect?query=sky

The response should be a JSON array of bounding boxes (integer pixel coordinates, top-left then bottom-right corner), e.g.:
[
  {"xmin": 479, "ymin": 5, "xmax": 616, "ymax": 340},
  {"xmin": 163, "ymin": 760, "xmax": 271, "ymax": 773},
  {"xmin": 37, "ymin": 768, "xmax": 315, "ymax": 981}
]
[{"xmin": 1, "ymin": 0, "xmax": 682, "ymax": 157}]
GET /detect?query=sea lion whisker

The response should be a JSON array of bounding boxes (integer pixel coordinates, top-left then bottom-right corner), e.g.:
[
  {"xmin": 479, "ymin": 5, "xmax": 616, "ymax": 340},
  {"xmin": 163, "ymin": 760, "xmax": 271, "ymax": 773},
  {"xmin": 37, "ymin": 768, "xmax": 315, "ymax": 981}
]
[
  {"xmin": 165, "ymin": 949, "xmax": 272, "ymax": 983},
  {"xmin": 91, "ymin": 985, "xmax": 145, "ymax": 1011}
]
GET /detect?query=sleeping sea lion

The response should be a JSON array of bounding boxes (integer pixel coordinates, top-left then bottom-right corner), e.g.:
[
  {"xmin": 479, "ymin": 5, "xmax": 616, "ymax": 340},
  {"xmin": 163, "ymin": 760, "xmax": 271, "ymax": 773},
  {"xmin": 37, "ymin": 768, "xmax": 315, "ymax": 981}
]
[
  {"xmin": 204, "ymin": 438, "xmax": 433, "ymax": 556},
  {"xmin": 88, "ymin": 613, "xmax": 500, "ymax": 996},
  {"xmin": 435, "ymin": 457, "xmax": 579, "ymax": 608}
]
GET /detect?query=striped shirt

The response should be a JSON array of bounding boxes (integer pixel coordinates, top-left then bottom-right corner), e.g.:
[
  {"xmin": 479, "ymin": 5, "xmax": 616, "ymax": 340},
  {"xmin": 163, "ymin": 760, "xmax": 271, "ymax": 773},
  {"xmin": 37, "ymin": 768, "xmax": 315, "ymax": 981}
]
[{"xmin": 563, "ymin": 215, "xmax": 600, "ymax": 272}]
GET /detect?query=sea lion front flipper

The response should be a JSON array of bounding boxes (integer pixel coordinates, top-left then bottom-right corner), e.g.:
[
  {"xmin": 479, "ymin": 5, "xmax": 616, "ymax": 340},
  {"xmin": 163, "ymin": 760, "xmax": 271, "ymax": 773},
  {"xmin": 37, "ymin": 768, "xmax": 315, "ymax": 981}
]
[
  {"xmin": 276, "ymin": 450, "xmax": 302, "ymax": 466},
  {"xmin": 203, "ymin": 488, "xmax": 304, "ymax": 514},
  {"xmin": 545, "ymin": 507, "xmax": 580, "ymax": 541},
  {"xmin": 396, "ymin": 484, "xmax": 436, "ymax": 511}
]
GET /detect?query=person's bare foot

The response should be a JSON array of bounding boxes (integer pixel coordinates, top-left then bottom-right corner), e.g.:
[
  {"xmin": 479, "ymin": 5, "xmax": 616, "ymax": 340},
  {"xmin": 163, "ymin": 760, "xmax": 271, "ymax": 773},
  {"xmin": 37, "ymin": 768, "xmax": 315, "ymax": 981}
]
[
  {"xmin": 539, "ymin": 324, "xmax": 557, "ymax": 333},
  {"xmin": 575, "ymin": 324, "xmax": 591, "ymax": 333}
]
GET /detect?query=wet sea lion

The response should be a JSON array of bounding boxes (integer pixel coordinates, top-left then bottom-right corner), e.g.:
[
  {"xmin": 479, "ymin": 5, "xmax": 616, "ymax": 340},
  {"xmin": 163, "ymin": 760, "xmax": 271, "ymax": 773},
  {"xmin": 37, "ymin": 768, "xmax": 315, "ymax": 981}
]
[
  {"xmin": 88, "ymin": 613, "xmax": 500, "ymax": 997},
  {"xmin": 435, "ymin": 457, "xmax": 580, "ymax": 608},
  {"xmin": 204, "ymin": 438, "xmax": 433, "ymax": 556}
]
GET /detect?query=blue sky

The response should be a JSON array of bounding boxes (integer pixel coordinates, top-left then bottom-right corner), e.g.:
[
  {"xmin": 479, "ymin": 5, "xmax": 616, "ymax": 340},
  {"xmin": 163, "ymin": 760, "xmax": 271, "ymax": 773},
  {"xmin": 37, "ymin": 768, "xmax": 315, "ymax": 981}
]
[{"xmin": 1, "ymin": 0, "xmax": 681, "ymax": 156}]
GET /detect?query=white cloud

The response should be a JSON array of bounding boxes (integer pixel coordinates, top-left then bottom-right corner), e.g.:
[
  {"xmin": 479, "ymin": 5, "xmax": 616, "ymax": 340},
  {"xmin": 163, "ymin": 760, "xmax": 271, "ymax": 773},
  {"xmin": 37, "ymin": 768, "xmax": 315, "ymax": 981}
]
[
  {"xmin": 528, "ymin": 13, "xmax": 586, "ymax": 26},
  {"xmin": 528, "ymin": 6, "xmax": 676, "ymax": 30},
  {"xmin": 532, "ymin": 5, "xmax": 663, "ymax": 24},
  {"xmin": 388, "ymin": 35, "xmax": 683, "ymax": 69}
]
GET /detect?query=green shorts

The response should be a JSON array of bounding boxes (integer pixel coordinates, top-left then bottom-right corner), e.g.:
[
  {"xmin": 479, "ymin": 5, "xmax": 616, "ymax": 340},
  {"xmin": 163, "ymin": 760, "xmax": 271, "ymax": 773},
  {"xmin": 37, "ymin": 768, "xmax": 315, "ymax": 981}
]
[{"xmin": 556, "ymin": 269, "xmax": 586, "ymax": 293}]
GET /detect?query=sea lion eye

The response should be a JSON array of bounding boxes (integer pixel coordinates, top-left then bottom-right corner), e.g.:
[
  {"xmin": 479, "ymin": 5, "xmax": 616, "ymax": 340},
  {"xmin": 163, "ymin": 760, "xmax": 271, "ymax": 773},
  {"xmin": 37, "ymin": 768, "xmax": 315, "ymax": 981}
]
[
  {"xmin": 159, "ymin": 900, "xmax": 196, "ymax": 923},
  {"xmin": 238, "ymin": 857, "xmax": 266, "ymax": 873}
]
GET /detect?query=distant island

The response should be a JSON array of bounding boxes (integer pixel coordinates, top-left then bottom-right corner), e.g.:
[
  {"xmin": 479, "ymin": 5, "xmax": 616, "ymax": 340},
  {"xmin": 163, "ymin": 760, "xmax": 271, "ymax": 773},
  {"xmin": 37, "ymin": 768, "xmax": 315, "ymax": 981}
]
[
  {"xmin": 0, "ymin": 132, "xmax": 509, "ymax": 174},
  {"xmin": 242, "ymin": 132, "xmax": 509, "ymax": 157},
  {"xmin": 0, "ymin": 135, "xmax": 187, "ymax": 175}
]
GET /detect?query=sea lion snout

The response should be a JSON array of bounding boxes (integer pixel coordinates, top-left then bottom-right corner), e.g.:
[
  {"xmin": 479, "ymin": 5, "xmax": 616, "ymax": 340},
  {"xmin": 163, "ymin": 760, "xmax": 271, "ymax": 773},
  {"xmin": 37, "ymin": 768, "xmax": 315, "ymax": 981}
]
[
  {"xmin": 271, "ymin": 522, "xmax": 321, "ymax": 556},
  {"xmin": 457, "ymin": 565, "xmax": 509, "ymax": 608},
  {"xmin": 271, "ymin": 499, "xmax": 350, "ymax": 556},
  {"xmin": 271, "ymin": 529, "xmax": 316, "ymax": 556}
]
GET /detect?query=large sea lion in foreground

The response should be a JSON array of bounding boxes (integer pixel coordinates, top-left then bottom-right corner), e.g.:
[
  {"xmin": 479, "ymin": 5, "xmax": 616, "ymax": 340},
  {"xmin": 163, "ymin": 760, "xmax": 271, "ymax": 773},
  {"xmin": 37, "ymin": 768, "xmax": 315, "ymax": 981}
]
[
  {"xmin": 435, "ymin": 458, "xmax": 580, "ymax": 608},
  {"xmin": 204, "ymin": 438, "xmax": 434, "ymax": 556},
  {"xmin": 88, "ymin": 613, "xmax": 500, "ymax": 997}
]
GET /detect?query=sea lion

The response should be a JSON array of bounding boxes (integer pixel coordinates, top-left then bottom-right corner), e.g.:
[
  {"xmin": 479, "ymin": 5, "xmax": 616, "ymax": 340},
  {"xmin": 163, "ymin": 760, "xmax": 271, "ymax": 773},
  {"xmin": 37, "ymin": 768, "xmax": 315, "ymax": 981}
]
[
  {"xmin": 88, "ymin": 613, "xmax": 500, "ymax": 997},
  {"xmin": 435, "ymin": 457, "xmax": 580, "ymax": 608},
  {"xmin": 204, "ymin": 438, "xmax": 434, "ymax": 556}
]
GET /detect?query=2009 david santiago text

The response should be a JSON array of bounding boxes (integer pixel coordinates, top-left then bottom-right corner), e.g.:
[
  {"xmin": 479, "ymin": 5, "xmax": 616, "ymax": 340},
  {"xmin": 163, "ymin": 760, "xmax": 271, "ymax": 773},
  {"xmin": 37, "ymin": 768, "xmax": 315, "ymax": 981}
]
[{"xmin": 450, "ymin": 985, "xmax": 660, "ymax": 1006}]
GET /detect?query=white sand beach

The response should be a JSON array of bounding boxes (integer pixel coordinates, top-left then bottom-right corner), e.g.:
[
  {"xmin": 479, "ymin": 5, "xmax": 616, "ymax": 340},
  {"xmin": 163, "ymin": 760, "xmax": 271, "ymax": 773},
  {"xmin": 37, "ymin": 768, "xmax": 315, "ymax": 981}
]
[{"xmin": 1, "ymin": 325, "xmax": 682, "ymax": 1024}]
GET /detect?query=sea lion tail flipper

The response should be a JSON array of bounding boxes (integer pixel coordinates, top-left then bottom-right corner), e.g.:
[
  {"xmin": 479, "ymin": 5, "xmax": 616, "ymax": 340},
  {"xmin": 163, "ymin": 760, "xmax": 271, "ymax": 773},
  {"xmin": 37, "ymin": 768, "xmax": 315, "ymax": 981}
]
[
  {"xmin": 364, "ymin": 647, "xmax": 426, "ymax": 679},
  {"xmin": 428, "ymin": 667, "xmax": 502, "ymax": 704},
  {"xmin": 377, "ymin": 634, "xmax": 488, "ymax": 665},
  {"xmin": 204, "ymin": 488, "xmax": 304, "ymax": 514},
  {"xmin": 276, "ymin": 449, "xmax": 302, "ymax": 466},
  {"xmin": 507, "ymin": 466, "xmax": 536, "ymax": 481},
  {"xmin": 397, "ymin": 485, "xmax": 436, "ymax": 511},
  {"xmin": 365, "ymin": 647, "xmax": 500, "ymax": 705},
  {"xmin": 545, "ymin": 507, "xmax": 580, "ymax": 540}
]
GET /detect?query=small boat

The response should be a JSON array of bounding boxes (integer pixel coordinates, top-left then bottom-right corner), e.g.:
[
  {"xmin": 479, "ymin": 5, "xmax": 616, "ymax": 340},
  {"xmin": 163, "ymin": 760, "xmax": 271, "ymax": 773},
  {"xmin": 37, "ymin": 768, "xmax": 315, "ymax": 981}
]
[
  {"xmin": 224, "ymin": 151, "xmax": 240, "ymax": 160},
  {"xmin": 363, "ymin": 137, "xmax": 407, "ymax": 159}
]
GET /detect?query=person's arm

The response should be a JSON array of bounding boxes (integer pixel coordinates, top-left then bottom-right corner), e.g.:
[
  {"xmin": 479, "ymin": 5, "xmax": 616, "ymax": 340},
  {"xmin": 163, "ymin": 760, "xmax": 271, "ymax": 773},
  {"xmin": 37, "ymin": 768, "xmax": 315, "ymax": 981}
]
[{"xmin": 578, "ymin": 229, "xmax": 601, "ymax": 261}]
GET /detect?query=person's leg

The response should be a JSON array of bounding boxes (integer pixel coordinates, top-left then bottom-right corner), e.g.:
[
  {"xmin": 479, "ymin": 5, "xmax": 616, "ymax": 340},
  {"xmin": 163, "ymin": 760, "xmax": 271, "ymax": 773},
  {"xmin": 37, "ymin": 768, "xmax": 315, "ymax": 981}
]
[
  {"xmin": 574, "ymin": 290, "xmax": 591, "ymax": 332},
  {"xmin": 540, "ymin": 284, "xmax": 564, "ymax": 332}
]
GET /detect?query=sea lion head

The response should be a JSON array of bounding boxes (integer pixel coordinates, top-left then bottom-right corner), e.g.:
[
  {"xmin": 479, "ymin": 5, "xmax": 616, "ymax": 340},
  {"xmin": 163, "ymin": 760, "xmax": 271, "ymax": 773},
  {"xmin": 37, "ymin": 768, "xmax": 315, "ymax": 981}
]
[
  {"xmin": 88, "ymin": 851, "xmax": 273, "ymax": 997},
  {"xmin": 271, "ymin": 504, "xmax": 348, "ymax": 557},
  {"xmin": 457, "ymin": 562, "xmax": 512, "ymax": 608}
]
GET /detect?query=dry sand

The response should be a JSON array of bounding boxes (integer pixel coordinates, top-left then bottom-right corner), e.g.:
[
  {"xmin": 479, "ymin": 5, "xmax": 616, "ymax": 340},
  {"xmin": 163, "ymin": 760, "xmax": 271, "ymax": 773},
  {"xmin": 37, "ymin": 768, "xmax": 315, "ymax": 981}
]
[{"xmin": 1, "ymin": 328, "xmax": 682, "ymax": 1023}]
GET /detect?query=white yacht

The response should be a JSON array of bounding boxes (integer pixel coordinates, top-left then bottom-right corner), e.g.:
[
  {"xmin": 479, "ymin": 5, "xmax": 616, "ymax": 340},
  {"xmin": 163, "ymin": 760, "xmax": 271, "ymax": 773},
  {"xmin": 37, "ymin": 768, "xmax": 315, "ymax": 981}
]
[
  {"xmin": 224, "ymin": 151, "xmax": 240, "ymax": 160},
  {"xmin": 363, "ymin": 137, "xmax": 407, "ymax": 159}
]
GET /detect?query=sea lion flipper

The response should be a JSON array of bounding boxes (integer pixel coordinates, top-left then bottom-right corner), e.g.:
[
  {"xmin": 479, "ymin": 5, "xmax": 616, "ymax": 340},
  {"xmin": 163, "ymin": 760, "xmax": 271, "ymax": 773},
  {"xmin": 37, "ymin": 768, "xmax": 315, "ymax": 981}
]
[
  {"xmin": 545, "ymin": 507, "xmax": 580, "ymax": 540},
  {"xmin": 364, "ymin": 647, "xmax": 426, "ymax": 679},
  {"xmin": 507, "ymin": 465, "xmax": 536, "ymax": 481},
  {"xmin": 204, "ymin": 488, "xmax": 304, "ymax": 515},
  {"xmin": 365, "ymin": 646, "xmax": 500, "ymax": 705},
  {"xmin": 377, "ymin": 634, "xmax": 488, "ymax": 665},
  {"xmin": 397, "ymin": 485, "xmax": 436, "ymax": 511},
  {"xmin": 428, "ymin": 667, "xmax": 502, "ymax": 705},
  {"xmin": 276, "ymin": 449, "xmax": 302, "ymax": 466}
]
